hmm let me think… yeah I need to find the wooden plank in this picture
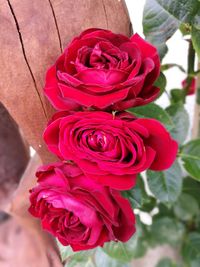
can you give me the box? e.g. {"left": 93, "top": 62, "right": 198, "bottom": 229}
{"left": 10, "top": 0, "right": 61, "bottom": 117}
{"left": 50, "top": 0, "right": 132, "bottom": 49}
{"left": 0, "top": 0, "right": 50, "bottom": 162}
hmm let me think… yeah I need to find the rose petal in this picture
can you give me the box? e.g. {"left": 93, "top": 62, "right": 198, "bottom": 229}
{"left": 137, "top": 118, "right": 178, "bottom": 170}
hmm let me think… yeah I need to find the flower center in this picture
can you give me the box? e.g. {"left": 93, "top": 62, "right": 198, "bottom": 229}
{"left": 87, "top": 130, "right": 108, "bottom": 151}
{"left": 75, "top": 41, "right": 130, "bottom": 71}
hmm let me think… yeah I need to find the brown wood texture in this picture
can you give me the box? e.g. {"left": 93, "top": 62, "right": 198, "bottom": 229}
{"left": 0, "top": 0, "right": 131, "bottom": 163}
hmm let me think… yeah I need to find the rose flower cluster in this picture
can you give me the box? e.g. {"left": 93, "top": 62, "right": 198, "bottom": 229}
{"left": 29, "top": 29, "right": 178, "bottom": 251}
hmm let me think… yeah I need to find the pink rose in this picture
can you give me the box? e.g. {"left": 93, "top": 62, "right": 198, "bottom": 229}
{"left": 43, "top": 111, "right": 178, "bottom": 190}
{"left": 29, "top": 162, "right": 135, "bottom": 251}
{"left": 44, "top": 28, "right": 160, "bottom": 111}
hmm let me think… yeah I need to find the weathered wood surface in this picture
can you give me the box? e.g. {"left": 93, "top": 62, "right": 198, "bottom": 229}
{"left": 0, "top": 0, "right": 131, "bottom": 163}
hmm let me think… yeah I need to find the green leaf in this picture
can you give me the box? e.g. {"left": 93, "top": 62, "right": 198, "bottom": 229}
{"left": 147, "top": 161, "right": 182, "bottom": 205}
{"left": 57, "top": 241, "right": 75, "bottom": 262}
{"left": 150, "top": 217, "right": 185, "bottom": 247}
{"left": 143, "top": 0, "right": 179, "bottom": 59}
{"left": 57, "top": 240, "right": 95, "bottom": 264}
{"left": 122, "top": 175, "right": 147, "bottom": 209}
{"left": 170, "top": 89, "right": 185, "bottom": 104}
{"left": 166, "top": 103, "right": 190, "bottom": 144}
{"left": 174, "top": 193, "right": 199, "bottom": 221}
{"left": 122, "top": 175, "right": 156, "bottom": 211}
{"left": 193, "top": 7, "right": 200, "bottom": 31}
{"left": 65, "top": 250, "right": 96, "bottom": 267}
{"left": 179, "top": 22, "right": 192, "bottom": 36}
{"left": 156, "top": 258, "right": 176, "bottom": 267}
{"left": 192, "top": 27, "right": 200, "bottom": 60}
{"left": 102, "top": 235, "right": 145, "bottom": 262}
{"left": 143, "top": 0, "right": 200, "bottom": 60}
{"left": 129, "top": 103, "right": 174, "bottom": 131}
{"left": 161, "top": 63, "right": 186, "bottom": 73}
{"left": 180, "top": 139, "right": 200, "bottom": 180}
{"left": 156, "top": 0, "right": 200, "bottom": 23}
{"left": 191, "top": 258, "right": 200, "bottom": 267}
{"left": 154, "top": 203, "right": 174, "bottom": 220}
{"left": 102, "top": 217, "right": 147, "bottom": 262}
{"left": 154, "top": 72, "right": 167, "bottom": 95}
{"left": 182, "top": 232, "right": 200, "bottom": 265}
{"left": 66, "top": 257, "right": 95, "bottom": 267}
{"left": 95, "top": 249, "right": 130, "bottom": 267}
{"left": 140, "top": 196, "right": 157, "bottom": 212}
{"left": 182, "top": 177, "right": 200, "bottom": 206}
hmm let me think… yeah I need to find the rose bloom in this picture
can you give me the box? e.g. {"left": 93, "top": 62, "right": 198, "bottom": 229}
{"left": 182, "top": 77, "right": 196, "bottom": 95}
{"left": 44, "top": 28, "right": 160, "bottom": 111}
{"left": 44, "top": 111, "right": 178, "bottom": 190}
{"left": 28, "top": 162, "right": 135, "bottom": 251}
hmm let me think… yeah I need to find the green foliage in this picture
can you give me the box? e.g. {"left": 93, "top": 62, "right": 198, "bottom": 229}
{"left": 155, "top": 0, "right": 199, "bottom": 23}
{"left": 102, "top": 217, "right": 147, "bottom": 262}
{"left": 174, "top": 193, "right": 199, "bottom": 221}
{"left": 143, "top": 0, "right": 200, "bottom": 60}
{"left": 122, "top": 175, "right": 156, "bottom": 211}
{"left": 191, "top": 27, "right": 200, "bottom": 60}
{"left": 170, "top": 89, "right": 185, "bottom": 105}
{"left": 143, "top": 0, "right": 179, "bottom": 59}
{"left": 180, "top": 139, "right": 200, "bottom": 180}
{"left": 101, "top": 235, "right": 146, "bottom": 262}
{"left": 65, "top": 249, "right": 131, "bottom": 267}
{"left": 147, "top": 161, "right": 182, "bottom": 205}
{"left": 156, "top": 258, "right": 178, "bottom": 267}
{"left": 154, "top": 72, "right": 167, "bottom": 95}
{"left": 95, "top": 249, "right": 130, "bottom": 267}
{"left": 149, "top": 217, "right": 185, "bottom": 247}
{"left": 193, "top": 8, "right": 200, "bottom": 31}
{"left": 182, "top": 177, "right": 200, "bottom": 206}
{"left": 129, "top": 103, "right": 174, "bottom": 131}
{"left": 161, "top": 63, "right": 186, "bottom": 73}
{"left": 122, "top": 175, "right": 147, "bottom": 209}
{"left": 154, "top": 203, "right": 174, "bottom": 220}
{"left": 66, "top": 258, "right": 95, "bottom": 267}
{"left": 57, "top": 240, "right": 95, "bottom": 265}
{"left": 182, "top": 232, "right": 200, "bottom": 266}
{"left": 57, "top": 241, "right": 75, "bottom": 262}
{"left": 166, "top": 103, "right": 190, "bottom": 144}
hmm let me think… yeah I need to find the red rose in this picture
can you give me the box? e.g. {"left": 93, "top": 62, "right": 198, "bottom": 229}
{"left": 44, "top": 28, "right": 160, "bottom": 111}
{"left": 182, "top": 77, "right": 196, "bottom": 95}
{"left": 28, "top": 162, "right": 135, "bottom": 251}
{"left": 43, "top": 111, "right": 178, "bottom": 190}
